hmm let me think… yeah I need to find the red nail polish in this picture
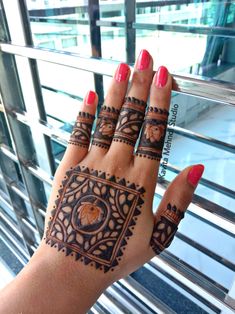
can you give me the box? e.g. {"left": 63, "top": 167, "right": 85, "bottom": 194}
{"left": 85, "top": 90, "right": 96, "bottom": 105}
{"left": 187, "top": 164, "right": 204, "bottom": 186}
{"left": 155, "top": 66, "right": 168, "bottom": 87}
{"left": 137, "top": 49, "right": 151, "bottom": 71}
{"left": 114, "top": 63, "right": 129, "bottom": 82}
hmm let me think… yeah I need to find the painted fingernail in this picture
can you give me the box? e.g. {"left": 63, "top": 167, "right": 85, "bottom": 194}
{"left": 85, "top": 90, "right": 96, "bottom": 105}
{"left": 137, "top": 49, "right": 151, "bottom": 71}
{"left": 187, "top": 164, "right": 204, "bottom": 186}
{"left": 114, "top": 63, "right": 129, "bottom": 82}
{"left": 155, "top": 66, "right": 168, "bottom": 88}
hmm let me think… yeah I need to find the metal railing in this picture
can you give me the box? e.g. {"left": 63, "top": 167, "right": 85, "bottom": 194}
{"left": 0, "top": 0, "right": 234, "bottom": 313}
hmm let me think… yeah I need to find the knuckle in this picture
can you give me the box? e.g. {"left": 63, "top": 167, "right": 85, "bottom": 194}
{"left": 132, "top": 72, "right": 150, "bottom": 86}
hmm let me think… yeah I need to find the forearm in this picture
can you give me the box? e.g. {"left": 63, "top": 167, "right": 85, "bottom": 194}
{"left": 0, "top": 244, "right": 109, "bottom": 314}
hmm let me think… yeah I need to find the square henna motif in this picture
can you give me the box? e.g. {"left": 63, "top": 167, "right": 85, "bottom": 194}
{"left": 46, "top": 166, "right": 144, "bottom": 272}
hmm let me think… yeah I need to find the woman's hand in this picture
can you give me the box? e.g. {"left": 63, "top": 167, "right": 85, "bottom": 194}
{"left": 0, "top": 49, "right": 204, "bottom": 314}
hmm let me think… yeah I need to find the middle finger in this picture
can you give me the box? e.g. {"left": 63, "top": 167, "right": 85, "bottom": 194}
{"left": 109, "top": 49, "right": 153, "bottom": 163}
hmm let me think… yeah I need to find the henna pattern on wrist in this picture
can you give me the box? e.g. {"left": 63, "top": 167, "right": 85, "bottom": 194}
{"left": 150, "top": 203, "right": 184, "bottom": 255}
{"left": 69, "top": 112, "right": 95, "bottom": 148}
{"left": 136, "top": 106, "right": 169, "bottom": 160}
{"left": 92, "top": 106, "right": 120, "bottom": 149}
{"left": 45, "top": 166, "right": 145, "bottom": 273}
{"left": 113, "top": 97, "right": 147, "bottom": 147}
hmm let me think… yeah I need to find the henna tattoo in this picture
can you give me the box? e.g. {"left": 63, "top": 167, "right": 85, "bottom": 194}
{"left": 46, "top": 166, "right": 145, "bottom": 272}
{"left": 69, "top": 112, "right": 95, "bottom": 148}
{"left": 150, "top": 203, "right": 184, "bottom": 255}
{"left": 92, "top": 106, "right": 120, "bottom": 149}
{"left": 113, "top": 97, "right": 147, "bottom": 146}
{"left": 136, "top": 106, "right": 169, "bottom": 160}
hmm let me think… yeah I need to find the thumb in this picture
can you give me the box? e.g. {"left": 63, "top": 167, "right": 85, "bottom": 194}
{"left": 150, "top": 164, "right": 204, "bottom": 255}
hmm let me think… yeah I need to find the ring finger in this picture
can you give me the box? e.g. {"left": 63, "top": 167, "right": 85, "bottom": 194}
{"left": 134, "top": 66, "right": 172, "bottom": 178}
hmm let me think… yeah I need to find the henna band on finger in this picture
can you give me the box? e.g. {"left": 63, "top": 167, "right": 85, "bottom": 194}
{"left": 150, "top": 203, "right": 184, "bottom": 255}
{"left": 113, "top": 97, "right": 147, "bottom": 146}
{"left": 92, "top": 106, "right": 120, "bottom": 149}
{"left": 69, "top": 112, "right": 95, "bottom": 148}
{"left": 136, "top": 106, "right": 169, "bottom": 160}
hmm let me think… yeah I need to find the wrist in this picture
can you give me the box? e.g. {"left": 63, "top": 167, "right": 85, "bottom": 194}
{"left": 1, "top": 242, "right": 111, "bottom": 314}
{"left": 31, "top": 242, "right": 111, "bottom": 313}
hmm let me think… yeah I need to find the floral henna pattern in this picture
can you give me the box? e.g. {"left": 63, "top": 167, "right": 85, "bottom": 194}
{"left": 144, "top": 124, "right": 166, "bottom": 143}
{"left": 113, "top": 97, "right": 147, "bottom": 146}
{"left": 136, "top": 106, "right": 169, "bottom": 160}
{"left": 69, "top": 112, "right": 95, "bottom": 148}
{"left": 92, "top": 106, "right": 120, "bottom": 149}
{"left": 45, "top": 166, "right": 145, "bottom": 273}
{"left": 150, "top": 203, "right": 184, "bottom": 255}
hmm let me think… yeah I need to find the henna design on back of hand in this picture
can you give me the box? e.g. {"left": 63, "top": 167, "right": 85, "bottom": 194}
{"left": 150, "top": 203, "right": 184, "bottom": 255}
{"left": 113, "top": 97, "right": 147, "bottom": 146}
{"left": 46, "top": 166, "right": 145, "bottom": 272}
{"left": 136, "top": 106, "right": 169, "bottom": 160}
{"left": 69, "top": 112, "right": 95, "bottom": 148}
{"left": 92, "top": 106, "right": 120, "bottom": 149}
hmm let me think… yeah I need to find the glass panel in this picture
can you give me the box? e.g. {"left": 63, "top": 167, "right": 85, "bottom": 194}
{"left": 51, "top": 139, "right": 66, "bottom": 167}
{"left": 135, "top": 1, "right": 235, "bottom": 83}
{"left": 37, "top": 60, "right": 94, "bottom": 126}
{"left": 158, "top": 96, "right": 235, "bottom": 212}
{"left": 100, "top": 26, "right": 125, "bottom": 62}
{"left": 0, "top": 0, "right": 10, "bottom": 42}
{"left": 26, "top": 0, "right": 91, "bottom": 55}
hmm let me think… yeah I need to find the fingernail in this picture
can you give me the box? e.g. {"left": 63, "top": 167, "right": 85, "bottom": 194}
{"left": 187, "top": 164, "right": 204, "bottom": 186}
{"left": 137, "top": 49, "right": 151, "bottom": 71}
{"left": 85, "top": 90, "right": 96, "bottom": 105}
{"left": 155, "top": 66, "right": 168, "bottom": 88}
{"left": 114, "top": 63, "right": 129, "bottom": 82}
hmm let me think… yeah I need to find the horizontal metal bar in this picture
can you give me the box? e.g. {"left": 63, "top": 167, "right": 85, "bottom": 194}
{"left": 37, "top": 207, "right": 46, "bottom": 218}
{"left": 96, "top": 293, "right": 124, "bottom": 314}
{"left": 143, "top": 263, "right": 219, "bottom": 314}
{"left": 11, "top": 184, "right": 30, "bottom": 203}
{"left": 162, "top": 250, "right": 228, "bottom": 294}
{"left": 134, "top": 23, "right": 235, "bottom": 38}
{"left": 156, "top": 184, "right": 235, "bottom": 236}
{"left": 0, "top": 192, "right": 14, "bottom": 214}
{"left": 0, "top": 223, "right": 29, "bottom": 261}
{"left": 0, "top": 207, "right": 22, "bottom": 239}
{"left": 27, "top": 165, "right": 53, "bottom": 186}
{"left": 42, "top": 85, "right": 83, "bottom": 102}
{"left": 162, "top": 162, "right": 235, "bottom": 202}
{"left": 0, "top": 234, "right": 27, "bottom": 266}
{"left": 0, "top": 145, "right": 18, "bottom": 163}
{"left": 29, "top": 244, "right": 37, "bottom": 252}
{"left": 1, "top": 43, "right": 235, "bottom": 106}
{"left": 30, "top": 17, "right": 89, "bottom": 25}
{"left": 169, "top": 125, "right": 235, "bottom": 154}
{"left": 21, "top": 218, "right": 39, "bottom": 235}
{"left": 96, "top": 20, "right": 235, "bottom": 38}
{"left": 118, "top": 277, "right": 176, "bottom": 314}
{"left": 0, "top": 144, "right": 53, "bottom": 186}
{"left": 136, "top": 0, "right": 210, "bottom": 8}
{"left": 147, "top": 257, "right": 235, "bottom": 313}
{"left": 13, "top": 110, "right": 69, "bottom": 147}
{"left": 105, "top": 286, "right": 151, "bottom": 314}
{"left": 176, "top": 232, "right": 235, "bottom": 272}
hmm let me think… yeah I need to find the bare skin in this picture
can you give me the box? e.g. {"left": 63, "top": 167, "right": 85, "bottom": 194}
{"left": 0, "top": 49, "right": 204, "bottom": 314}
